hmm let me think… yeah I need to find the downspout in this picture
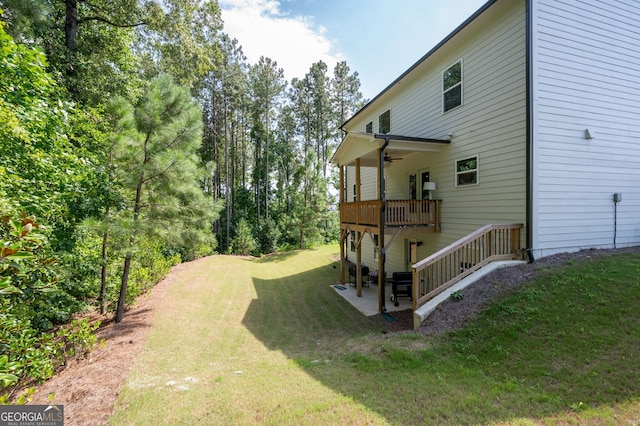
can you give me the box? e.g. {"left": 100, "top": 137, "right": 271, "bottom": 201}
{"left": 378, "top": 136, "right": 390, "bottom": 312}
{"left": 525, "top": 0, "right": 535, "bottom": 263}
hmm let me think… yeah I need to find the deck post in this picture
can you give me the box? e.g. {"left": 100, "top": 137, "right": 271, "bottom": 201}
{"left": 375, "top": 153, "right": 383, "bottom": 310}
{"left": 355, "top": 159, "right": 362, "bottom": 297}
{"left": 339, "top": 166, "right": 346, "bottom": 285}
{"left": 412, "top": 268, "right": 418, "bottom": 312}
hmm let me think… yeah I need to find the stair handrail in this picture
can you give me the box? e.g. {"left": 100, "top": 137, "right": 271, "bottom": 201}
{"left": 411, "top": 223, "right": 524, "bottom": 311}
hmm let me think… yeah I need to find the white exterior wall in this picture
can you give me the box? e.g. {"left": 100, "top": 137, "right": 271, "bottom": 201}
{"left": 531, "top": 0, "right": 640, "bottom": 257}
{"left": 345, "top": 167, "right": 378, "bottom": 202}
{"left": 343, "top": 0, "right": 527, "bottom": 272}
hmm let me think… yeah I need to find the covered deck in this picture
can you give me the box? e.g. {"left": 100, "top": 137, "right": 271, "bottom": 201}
{"left": 340, "top": 199, "right": 441, "bottom": 231}
{"left": 331, "top": 132, "right": 450, "bottom": 314}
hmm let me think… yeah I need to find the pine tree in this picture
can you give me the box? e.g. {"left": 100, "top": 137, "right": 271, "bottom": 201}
{"left": 109, "top": 75, "right": 220, "bottom": 323}
{"left": 249, "top": 57, "right": 286, "bottom": 226}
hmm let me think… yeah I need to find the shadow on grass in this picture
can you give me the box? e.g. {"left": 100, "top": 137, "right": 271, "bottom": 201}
{"left": 253, "top": 249, "right": 306, "bottom": 263}
{"left": 242, "top": 259, "right": 383, "bottom": 354}
{"left": 242, "top": 250, "right": 640, "bottom": 424}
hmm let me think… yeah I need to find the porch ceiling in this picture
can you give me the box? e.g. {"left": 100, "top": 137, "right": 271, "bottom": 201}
{"left": 331, "top": 132, "right": 450, "bottom": 167}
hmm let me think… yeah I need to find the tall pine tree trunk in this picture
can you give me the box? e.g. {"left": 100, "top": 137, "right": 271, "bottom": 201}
{"left": 224, "top": 100, "right": 230, "bottom": 252}
{"left": 256, "top": 136, "right": 261, "bottom": 229}
{"left": 64, "top": 0, "right": 78, "bottom": 53}
{"left": 98, "top": 206, "right": 109, "bottom": 315}
{"left": 115, "top": 253, "right": 132, "bottom": 323}
{"left": 115, "top": 172, "right": 144, "bottom": 323}
{"left": 265, "top": 106, "right": 269, "bottom": 222}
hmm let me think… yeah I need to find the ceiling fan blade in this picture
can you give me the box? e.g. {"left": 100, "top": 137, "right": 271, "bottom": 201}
{"left": 384, "top": 154, "right": 403, "bottom": 162}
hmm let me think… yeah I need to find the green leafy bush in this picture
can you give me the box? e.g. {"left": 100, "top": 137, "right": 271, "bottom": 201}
{"left": 258, "top": 219, "right": 280, "bottom": 254}
{"left": 231, "top": 219, "right": 256, "bottom": 256}
{"left": 1, "top": 215, "right": 100, "bottom": 394}
{"left": 126, "top": 236, "right": 180, "bottom": 304}
{"left": 55, "top": 318, "right": 100, "bottom": 360}
{"left": 0, "top": 215, "right": 58, "bottom": 388}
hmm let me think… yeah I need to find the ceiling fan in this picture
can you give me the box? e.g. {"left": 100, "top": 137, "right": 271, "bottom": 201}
{"left": 383, "top": 153, "right": 403, "bottom": 163}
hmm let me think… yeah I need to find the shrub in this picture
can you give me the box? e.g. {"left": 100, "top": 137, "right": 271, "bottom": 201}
{"left": 126, "top": 236, "right": 180, "bottom": 304}
{"left": 231, "top": 219, "right": 256, "bottom": 256}
{"left": 258, "top": 219, "right": 281, "bottom": 254}
{"left": 1, "top": 215, "right": 101, "bottom": 395}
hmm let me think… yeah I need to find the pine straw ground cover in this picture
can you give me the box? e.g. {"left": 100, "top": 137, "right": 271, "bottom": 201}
{"left": 30, "top": 245, "right": 640, "bottom": 424}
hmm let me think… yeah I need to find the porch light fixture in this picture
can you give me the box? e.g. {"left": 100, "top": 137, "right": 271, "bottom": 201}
{"left": 423, "top": 182, "right": 436, "bottom": 200}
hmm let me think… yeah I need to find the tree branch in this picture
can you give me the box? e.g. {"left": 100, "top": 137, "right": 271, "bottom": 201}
{"left": 78, "top": 16, "right": 147, "bottom": 28}
{"left": 141, "top": 159, "right": 179, "bottom": 185}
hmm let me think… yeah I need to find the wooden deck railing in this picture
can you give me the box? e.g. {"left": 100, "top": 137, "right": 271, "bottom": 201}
{"left": 412, "top": 224, "right": 524, "bottom": 311}
{"left": 340, "top": 200, "right": 441, "bottom": 228}
{"left": 340, "top": 200, "right": 382, "bottom": 226}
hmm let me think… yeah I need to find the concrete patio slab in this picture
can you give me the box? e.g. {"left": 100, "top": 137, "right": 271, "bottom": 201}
{"left": 331, "top": 282, "right": 412, "bottom": 316}
{"left": 331, "top": 260, "right": 528, "bottom": 327}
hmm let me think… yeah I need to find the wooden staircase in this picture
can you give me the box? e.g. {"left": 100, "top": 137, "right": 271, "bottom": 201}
{"left": 411, "top": 224, "right": 525, "bottom": 322}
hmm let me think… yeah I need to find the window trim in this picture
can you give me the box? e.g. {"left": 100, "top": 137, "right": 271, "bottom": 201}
{"left": 378, "top": 109, "right": 391, "bottom": 134}
{"left": 365, "top": 121, "right": 373, "bottom": 133}
{"left": 455, "top": 155, "right": 479, "bottom": 187}
{"left": 442, "top": 59, "right": 463, "bottom": 113}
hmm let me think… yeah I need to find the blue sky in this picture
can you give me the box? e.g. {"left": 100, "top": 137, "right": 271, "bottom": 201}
{"left": 219, "top": 0, "right": 487, "bottom": 100}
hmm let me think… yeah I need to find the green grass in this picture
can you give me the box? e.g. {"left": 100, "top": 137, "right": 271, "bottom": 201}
{"left": 110, "top": 245, "right": 640, "bottom": 425}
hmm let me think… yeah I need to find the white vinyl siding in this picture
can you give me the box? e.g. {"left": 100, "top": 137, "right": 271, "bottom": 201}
{"left": 345, "top": 167, "right": 378, "bottom": 201}
{"left": 531, "top": 0, "right": 640, "bottom": 257}
{"left": 395, "top": 1, "right": 526, "bottom": 250}
{"left": 341, "top": 0, "right": 527, "bottom": 271}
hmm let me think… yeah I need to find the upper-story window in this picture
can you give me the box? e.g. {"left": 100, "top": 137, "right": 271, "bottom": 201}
{"left": 365, "top": 121, "right": 373, "bottom": 133}
{"left": 378, "top": 109, "right": 390, "bottom": 134}
{"left": 443, "top": 59, "right": 463, "bottom": 113}
{"left": 455, "top": 156, "right": 478, "bottom": 186}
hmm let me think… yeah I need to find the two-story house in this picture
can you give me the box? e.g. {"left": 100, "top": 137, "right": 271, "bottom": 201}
{"left": 330, "top": 0, "right": 640, "bottom": 319}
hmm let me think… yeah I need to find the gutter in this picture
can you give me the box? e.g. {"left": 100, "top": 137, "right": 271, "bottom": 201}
{"left": 525, "top": 0, "right": 535, "bottom": 262}
{"left": 376, "top": 135, "right": 390, "bottom": 312}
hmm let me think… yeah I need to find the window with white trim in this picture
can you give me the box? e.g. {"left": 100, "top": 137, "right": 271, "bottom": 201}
{"left": 455, "top": 156, "right": 478, "bottom": 186}
{"left": 378, "top": 109, "right": 390, "bottom": 134}
{"left": 443, "top": 60, "right": 462, "bottom": 112}
{"left": 365, "top": 121, "right": 373, "bottom": 133}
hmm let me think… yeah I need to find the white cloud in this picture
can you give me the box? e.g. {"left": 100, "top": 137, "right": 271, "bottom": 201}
{"left": 219, "top": 0, "right": 344, "bottom": 82}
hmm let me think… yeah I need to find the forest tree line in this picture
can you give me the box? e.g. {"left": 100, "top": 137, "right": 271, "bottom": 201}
{"left": 0, "top": 0, "right": 363, "bottom": 394}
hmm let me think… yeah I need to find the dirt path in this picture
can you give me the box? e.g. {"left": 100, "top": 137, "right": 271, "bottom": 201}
{"left": 27, "top": 263, "right": 190, "bottom": 426}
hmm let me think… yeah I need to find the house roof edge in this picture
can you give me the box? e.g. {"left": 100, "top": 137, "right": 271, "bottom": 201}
{"left": 340, "top": 0, "right": 500, "bottom": 131}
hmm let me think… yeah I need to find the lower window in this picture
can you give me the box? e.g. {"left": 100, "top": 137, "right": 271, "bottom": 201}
{"left": 455, "top": 156, "right": 478, "bottom": 186}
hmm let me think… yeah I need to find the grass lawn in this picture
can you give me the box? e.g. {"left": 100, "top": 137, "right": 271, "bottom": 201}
{"left": 110, "top": 244, "right": 640, "bottom": 425}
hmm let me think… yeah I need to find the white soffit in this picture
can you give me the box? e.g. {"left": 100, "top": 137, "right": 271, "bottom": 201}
{"left": 332, "top": 132, "right": 450, "bottom": 167}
